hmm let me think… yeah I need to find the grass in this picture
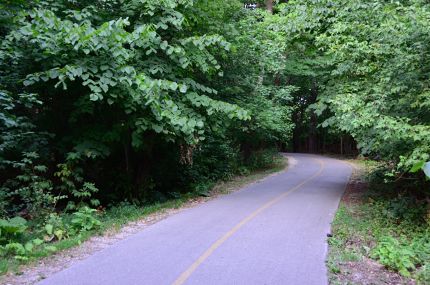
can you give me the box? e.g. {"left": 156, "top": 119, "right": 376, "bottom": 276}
{"left": 0, "top": 154, "right": 287, "bottom": 278}
{"left": 327, "top": 160, "right": 430, "bottom": 285}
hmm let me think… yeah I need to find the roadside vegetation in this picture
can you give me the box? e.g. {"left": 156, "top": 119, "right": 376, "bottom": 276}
{"left": 0, "top": 153, "right": 286, "bottom": 276}
{"left": 1, "top": 0, "right": 430, "bottom": 281}
{"left": 328, "top": 160, "right": 430, "bottom": 284}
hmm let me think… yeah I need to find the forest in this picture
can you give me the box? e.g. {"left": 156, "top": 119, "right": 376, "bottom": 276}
{"left": 1, "top": 0, "right": 429, "bottom": 282}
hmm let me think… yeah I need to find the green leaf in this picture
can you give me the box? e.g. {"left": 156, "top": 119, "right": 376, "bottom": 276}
{"left": 24, "top": 242, "right": 34, "bottom": 252}
{"left": 179, "top": 84, "right": 187, "bottom": 93}
{"left": 54, "top": 230, "right": 64, "bottom": 240}
{"left": 32, "top": 238, "right": 44, "bottom": 246}
{"left": 153, "top": 125, "right": 163, "bottom": 133}
{"left": 410, "top": 161, "right": 425, "bottom": 173}
{"left": 170, "top": 82, "right": 178, "bottom": 91}
{"left": 45, "top": 224, "right": 53, "bottom": 235}
{"left": 89, "top": 94, "right": 99, "bottom": 101}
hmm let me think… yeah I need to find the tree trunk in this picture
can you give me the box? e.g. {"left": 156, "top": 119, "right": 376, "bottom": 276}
{"left": 340, "top": 136, "right": 344, "bottom": 155}
{"left": 133, "top": 132, "right": 156, "bottom": 199}
{"left": 308, "top": 79, "right": 318, "bottom": 153}
{"left": 266, "top": 0, "right": 273, "bottom": 14}
{"left": 123, "top": 128, "right": 132, "bottom": 174}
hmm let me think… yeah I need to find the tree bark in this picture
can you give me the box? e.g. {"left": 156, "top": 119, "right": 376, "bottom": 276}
{"left": 265, "top": 0, "right": 273, "bottom": 14}
{"left": 308, "top": 79, "right": 318, "bottom": 153}
{"left": 133, "top": 132, "right": 156, "bottom": 199}
{"left": 340, "top": 136, "right": 344, "bottom": 155}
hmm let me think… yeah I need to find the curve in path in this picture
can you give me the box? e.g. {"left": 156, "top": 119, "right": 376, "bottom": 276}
{"left": 38, "top": 154, "right": 352, "bottom": 285}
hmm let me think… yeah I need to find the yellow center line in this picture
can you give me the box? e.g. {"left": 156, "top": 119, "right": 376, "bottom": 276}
{"left": 172, "top": 158, "right": 325, "bottom": 285}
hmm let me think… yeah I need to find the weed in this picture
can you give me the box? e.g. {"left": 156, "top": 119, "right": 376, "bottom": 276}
{"left": 328, "top": 161, "right": 430, "bottom": 283}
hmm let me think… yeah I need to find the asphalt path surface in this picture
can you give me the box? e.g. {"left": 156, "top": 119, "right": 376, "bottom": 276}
{"left": 38, "top": 153, "right": 352, "bottom": 285}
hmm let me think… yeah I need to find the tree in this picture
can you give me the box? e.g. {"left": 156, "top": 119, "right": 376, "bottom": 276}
{"left": 0, "top": 0, "right": 251, "bottom": 204}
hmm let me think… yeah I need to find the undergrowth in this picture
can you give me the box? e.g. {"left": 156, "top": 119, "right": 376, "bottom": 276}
{"left": 0, "top": 153, "right": 286, "bottom": 277}
{"left": 328, "top": 160, "right": 430, "bottom": 284}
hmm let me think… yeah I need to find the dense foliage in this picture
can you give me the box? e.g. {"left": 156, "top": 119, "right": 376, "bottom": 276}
{"left": 312, "top": 0, "right": 430, "bottom": 172}
{"left": 252, "top": 0, "right": 430, "bottom": 175}
{"left": 0, "top": 0, "right": 294, "bottom": 266}
{"left": 0, "top": 0, "right": 291, "bottom": 213}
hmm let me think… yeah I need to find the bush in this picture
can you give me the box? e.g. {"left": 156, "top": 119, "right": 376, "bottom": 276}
{"left": 245, "top": 148, "right": 279, "bottom": 170}
{"left": 372, "top": 236, "right": 416, "bottom": 276}
{"left": 0, "top": 216, "right": 46, "bottom": 261}
{"left": 0, "top": 217, "right": 27, "bottom": 242}
{"left": 188, "top": 134, "right": 241, "bottom": 182}
{"left": 0, "top": 153, "right": 56, "bottom": 218}
{"left": 70, "top": 207, "right": 101, "bottom": 233}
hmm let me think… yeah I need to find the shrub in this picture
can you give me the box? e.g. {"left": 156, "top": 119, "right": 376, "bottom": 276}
{"left": 0, "top": 216, "right": 27, "bottom": 243}
{"left": 71, "top": 207, "right": 101, "bottom": 233}
{"left": 372, "top": 236, "right": 416, "bottom": 276}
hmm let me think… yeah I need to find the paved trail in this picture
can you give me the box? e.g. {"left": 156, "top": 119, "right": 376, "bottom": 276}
{"left": 38, "top": 154, "right": 352, "bottom": 285}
